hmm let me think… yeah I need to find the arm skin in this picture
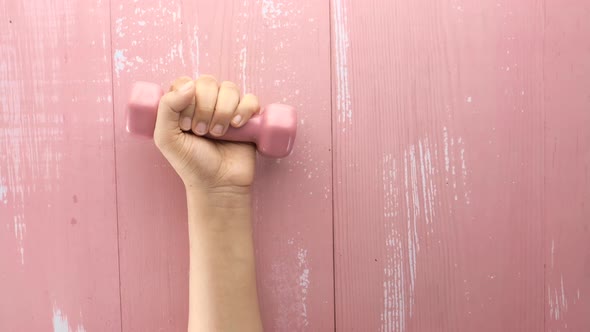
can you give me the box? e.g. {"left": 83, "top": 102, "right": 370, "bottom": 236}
{"left": 152, "top": 76, "right": 263, "bottom": 331}
{"left": 186, "top": 189, "right": 263, "bottom": 332}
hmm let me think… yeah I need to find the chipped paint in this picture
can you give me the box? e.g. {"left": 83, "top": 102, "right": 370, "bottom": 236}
{"left": 270, "top": 239, "right": 312, "bottom": 329}
{"left": 190, "top": 26, "right": 200, "bottom": 77}
{"left": 405, "top": 146, "right": 419, "bottom": 316}
{"left": 240, "top": 47, "right": 248, "bottom": 92}
{"left": 443, "top": 127, "right": 470, "bottom": 206}
{"left": 262, "top": 0, "right": 283, "bottom": 20}
{"left": 382, "top": 154, "right": 406, "bottom": 331}
{"left": 0, "top": 184, "right": 7, "bottom": 203}
{"left": 551, "top": 239, "right": 555, "bottom": 268}
{"left": 297, "top": 248, "right": 310, "bottom": 326}
{"left": 52, "top": 305, "right": 86, "bottom": 332}
{"left": 333, "top": 0, "right": 351, "bottom": 124}
{"left": 381, "top": 131, "right": 467, "bottom": 329}
{"left": 1, "top": 16, "right": 66, "bottom": 268}
{"left": 113, "top": 49, "right": 129, "bottom": 77}
{"left": 548, "top": 274, "right": 570, "bottom": 327}
{"left": 14, "top": 214, "right": 26, "bottom": 264}
{"left": 443, "top": 126, "right": 450, "bottom": 172}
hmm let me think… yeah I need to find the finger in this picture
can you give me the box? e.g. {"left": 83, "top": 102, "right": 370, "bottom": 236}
{"left": 169, "top": 76, "right": 196, "bottom": 131}
{"left": 231, "top": 93, "right": 260, "bottom": 128}
{"left": 193, "top": 75, "right": 219, "bottom": 135}
{"left": 154, "top": 80, "right": 195, "bottom": 145}
{"left": 209, "top": 81, "right": 240, "bottom": 136}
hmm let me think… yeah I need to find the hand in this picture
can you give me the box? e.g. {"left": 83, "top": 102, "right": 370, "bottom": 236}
{"left": 153, "top": 75, "right": 260, "bottom": 194}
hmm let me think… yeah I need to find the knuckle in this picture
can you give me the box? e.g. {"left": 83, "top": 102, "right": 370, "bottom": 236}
{"left": 169, "top": 76, "right": 193, "bottom": 91}
{"left": 158, "top": 98, "right": 170, "bottom": 111}
{"left": 197, "top": 74, "right": 218, "bottom": 85}
{"left": 197, "top": 105, "right": 215, "bottom": 115}
{"left": 244, "top": 93, "right": 259, "bottom": 103}
{"left": 243, "top": 94, "right": 260, "bottom": 111}
{"left": 220, "top": 81, "right": 239, "bottom": 91}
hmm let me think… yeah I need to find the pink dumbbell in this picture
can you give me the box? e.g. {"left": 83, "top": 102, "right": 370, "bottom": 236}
{"left": 126, "top": 81, "right": 297, "bottom": 158}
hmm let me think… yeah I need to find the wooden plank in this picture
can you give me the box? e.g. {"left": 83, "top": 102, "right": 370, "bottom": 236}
{"left": 111, "top": 1, "right": 333, "bottom": 330}
{"left": 544, "top": 2, "right": 590, "bottom": 331}
{"left": 332, "top": 0, "right": 545, "bottom": 330}
{"left": 0, "top": 0, "right": 121, "bottom": 331}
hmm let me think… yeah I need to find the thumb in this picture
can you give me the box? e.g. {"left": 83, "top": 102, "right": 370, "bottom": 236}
{"left": 154, "top": 80, "right": 195, "bottom": 138}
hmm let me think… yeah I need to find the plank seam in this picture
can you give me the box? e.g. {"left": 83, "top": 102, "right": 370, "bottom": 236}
{"left": 328, "top": 0, "right": 337, "bottom": 331}
{"left": 106, "top": 0, "right": 125, "bottom": 330}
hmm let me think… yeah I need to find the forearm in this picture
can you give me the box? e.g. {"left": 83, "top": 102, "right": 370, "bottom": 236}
{"left": 186, "top": 189, "right": 262, "bottom": 332}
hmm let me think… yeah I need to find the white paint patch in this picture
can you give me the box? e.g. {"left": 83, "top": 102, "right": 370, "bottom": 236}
{"left": 2, "top": 45, "right": 65, "bottom": 266}
{"left": 113, "top": 49, "right": 130, "bottom": 78}
{"left": 115, "top": 17, "right": 125, "bottom": 37}
{"left": 382, "top": 154, "right": 406, "bottom": 331}
{"left": 262, "top": 0, "right": 284, "bottom": 20}
{"left": 548, "top": 274, "right": 569, "bottom": 325}
{"left": 406, "top": 146, "right": 419, "bottom": 315}
{"left": 418, "top": 140, "right": 436, "bottom": 224}
{"left": 442, "top": 127, "right": 471, "bottom": 206}
{"left": 443, "top": 126, "right": 450, "bottom": 172}
{"left": 381, "top": 135, "right": 450, "bottom": 330}
{"left": 52, "top": 305, "right": 86, "bottom": 332}
{"left": 14, "top": 214, "right": 26, "bottom": 264}
{"left": 333, "top": 0, "right": 352, "bottom": 124}
{"left": 269, "top": 242, "right": 312, "bottom": 329}
{"left": 261, "top": 0, "right": 299, "bottom": 29}
{"left": 177, "top": 40, "right": 185, "bottom": 66}
{"left": 297, "top": 248, "right": 310, "bottom": 326}
{"left": 240, "top": 47, "right": 247, "bottom": 92}
{"left": 52, "top": 308, "right": 69, "bottom": 332}
{"left": 551, "top": 239, "right": 555, "bottom": 268}
{"left": 190, "top": 26, "right": 200, "bottom": 77}
{"left": 0, "top": 184, "right": 7, "bottom": 203}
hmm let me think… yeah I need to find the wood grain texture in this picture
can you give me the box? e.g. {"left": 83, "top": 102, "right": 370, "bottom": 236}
{"left": 332, "top": 0, "right": 545, "bottom": 330}
{"left": 0, "top": 0, "right": 121, "bottom": 331}
{"left": 111, "top": 0, "right": 333, "bottom": 330}
{"left": 2, "top": 0, "right": 589, "bottom": 330}
{"left": 544, "top": 2, "right": 590, "bottom": 331}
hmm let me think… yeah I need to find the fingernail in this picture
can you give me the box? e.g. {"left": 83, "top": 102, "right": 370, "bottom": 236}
{"left": 211, "top": 124, "right": 224, "bottom": 136}
{"left": 195, "top": 122, "right": 207, "bottom": 135}
{"left": 232, "top": 115, "right": 243, "bottom": 126}
{"left": 180, "top": 117, "right": 192, "bottom": 131}
{"left": 180, "top": 81, "right": 194, "bottom": 93}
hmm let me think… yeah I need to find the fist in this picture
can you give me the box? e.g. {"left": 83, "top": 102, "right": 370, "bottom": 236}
{"left": 154, "top": 75, "right": 260, "bottom": 192}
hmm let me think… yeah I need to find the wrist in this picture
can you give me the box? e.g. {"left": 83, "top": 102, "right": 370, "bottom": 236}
{"left": 185, "top": 186, "right": 252, "bottom": 233}
{"left": 186, "top": 184, "right": 251, "bottom": 209}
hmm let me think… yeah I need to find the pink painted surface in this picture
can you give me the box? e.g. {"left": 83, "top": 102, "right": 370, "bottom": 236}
{"left": 0, "top": 0, "right": 121, "bottom": 331}
{"left": 1, "top": 0, "right": 589, "bottom": 331}
{"left": 111, "top": 1, "right": 332, "bottom": 331}
{"left": 544, "top": 2, "right": 590, "bottom": 330}
{"left": 332, "top": 0, "right": 587, "bottom": 331}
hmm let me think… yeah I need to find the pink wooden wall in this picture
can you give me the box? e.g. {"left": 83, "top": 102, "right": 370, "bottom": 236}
{"left": 1, "top": 0, "right": 588, "bottom": 331}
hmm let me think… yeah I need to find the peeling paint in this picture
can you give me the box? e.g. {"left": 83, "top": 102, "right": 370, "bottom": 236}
{"left": 333, "top": 0, "right": 351, "bottom": 124}
{"left": 0, "top": 184, "right": 7, "bottom": 203}
{"left": 113, "top": 49, "right": 129, "bottom": 77}
{"left": 271, "top": 240, "right": 312, "bottom": 329}
{"left": 14, "top": 214, "right": 26, "bottom": 264}
{"left": 297, "top": 248, "right": 310, "bottom": 326}
{"left": 52, "top": 305, "right": 86, "bottom": 332}
{"left": 240, "top": 47, "right": 248, "bottom": 92}
{"left": 190, "top": 26, "right": 200, "bottom": 77}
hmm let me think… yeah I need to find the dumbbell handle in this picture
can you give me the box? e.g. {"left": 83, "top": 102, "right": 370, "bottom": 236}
{"left": 126, "top": 81, "right": 297, "bottom": 158}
